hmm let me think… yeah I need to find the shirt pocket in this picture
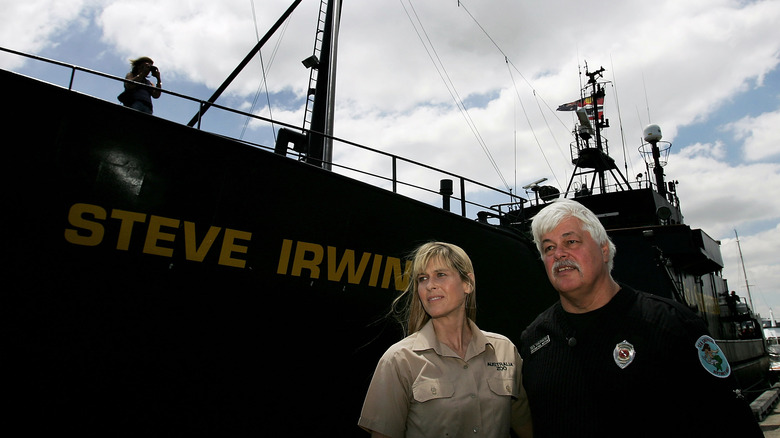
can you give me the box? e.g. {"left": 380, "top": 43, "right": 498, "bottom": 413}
{"left": 487, "top": 377, "right": 517, "bottom": 398}
{"left": 412, "top": 377, "right": 455, "bottom": 403}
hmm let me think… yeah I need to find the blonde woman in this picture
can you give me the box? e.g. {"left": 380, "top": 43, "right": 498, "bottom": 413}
{"left": 358, "top": 242, "right": 532, "bottom": 438}
{"left": 123, "top": 56, "right": 161, "bottom": 114}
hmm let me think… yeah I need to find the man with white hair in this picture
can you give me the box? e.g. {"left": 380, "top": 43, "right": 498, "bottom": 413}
{"left": 519, "top": 198, "right": 761, "bottom": 437}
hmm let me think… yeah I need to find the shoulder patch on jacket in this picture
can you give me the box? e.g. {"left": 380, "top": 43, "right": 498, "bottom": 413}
{"left": 696, "top": 335, "right": 731, "bottom": 378}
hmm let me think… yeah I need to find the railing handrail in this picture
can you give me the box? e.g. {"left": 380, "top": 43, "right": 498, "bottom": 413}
{"left": 1, "top": 46, "right": 527, "bottom": 219}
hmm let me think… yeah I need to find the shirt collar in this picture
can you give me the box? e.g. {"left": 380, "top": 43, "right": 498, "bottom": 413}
{"left": 413, "top": 319, "right": 491, "bottom": 361}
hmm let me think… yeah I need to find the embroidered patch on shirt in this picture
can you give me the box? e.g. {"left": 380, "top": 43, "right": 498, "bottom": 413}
{"left": 695, "top": 335, "right": 731, "bottom": 378}
{"left": 487, "top": 361, "right": 513, "bottom": 371}
{"left": 529, "top": 335, "right": 550, "bottom": 354}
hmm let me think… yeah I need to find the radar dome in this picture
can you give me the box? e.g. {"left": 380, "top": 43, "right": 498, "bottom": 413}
{"left": 643, "top": 124, "right": 662, "bottom": 142}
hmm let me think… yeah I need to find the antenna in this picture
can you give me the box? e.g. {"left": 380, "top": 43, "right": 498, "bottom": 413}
{"left": 735, "top": 229, "right": 755, "bottom": 313}
{"left": 642, "top": 71, "right": 651, "bottom": 123}
{"left": 522, "top": 178, "right": 547, "bottom": 190}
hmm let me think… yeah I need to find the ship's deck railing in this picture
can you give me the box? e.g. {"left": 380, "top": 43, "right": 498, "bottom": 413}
{"left": 1, "top": 46, "right": 526, "bottom": 222}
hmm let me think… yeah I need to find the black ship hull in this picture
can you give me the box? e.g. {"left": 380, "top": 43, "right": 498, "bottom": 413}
{"left": 5, "top": 69, "right": 556, "bottom": 435}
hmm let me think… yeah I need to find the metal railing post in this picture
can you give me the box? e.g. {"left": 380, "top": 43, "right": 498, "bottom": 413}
{"left": 460, "top": 178, "right": 467, "bottom": 216}
{"left": 392, "top": 156, "right": 397, "bottom": 193}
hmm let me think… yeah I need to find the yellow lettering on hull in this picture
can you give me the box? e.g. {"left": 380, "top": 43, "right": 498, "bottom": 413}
{"left": 64, "top": 202, "right": 252, "bottom": 268}
{"left": 64, "top": 203, "right": 409, "bottom": 290}
{"left": 277, "top": 239, "right": 410, "bottom": 291}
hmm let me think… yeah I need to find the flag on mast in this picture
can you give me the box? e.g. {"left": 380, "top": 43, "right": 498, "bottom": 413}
{"left": 557, "top": 95, "right": 603, "bottom": 120}
{"left": 556, "top": 99, "right": 582, "bottom": 111}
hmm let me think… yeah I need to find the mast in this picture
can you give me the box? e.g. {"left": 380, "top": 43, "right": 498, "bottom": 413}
{"left": 640, "top": 124, "right": 675, "bottom": 204}
{"left": 735, "top": 229, "right": 755, "bottom": 313}
{"left": 563, "top": 65, "right": 633, "bottom": 196}
{"left": 587, "top": 67, "right": 608, "bottom": 191}
{"left": 305, "top": 0, "right": 341, "bottom": 170}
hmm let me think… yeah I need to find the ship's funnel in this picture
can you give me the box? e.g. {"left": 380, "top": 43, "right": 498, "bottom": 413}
{"left": 643, "top": 124, "right": 662, "bottom": 143}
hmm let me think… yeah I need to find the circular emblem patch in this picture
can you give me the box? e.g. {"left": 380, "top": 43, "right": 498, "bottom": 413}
{"left": 695, "top": 335, "right": 731, "bottom": 378}
{"left": 613, "top": 340, "right": 635, "bottom": 369}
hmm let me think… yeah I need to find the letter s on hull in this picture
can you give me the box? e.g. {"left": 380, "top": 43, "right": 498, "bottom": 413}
{"left": 64, "top": 203, "right": 106, "bottom": 246}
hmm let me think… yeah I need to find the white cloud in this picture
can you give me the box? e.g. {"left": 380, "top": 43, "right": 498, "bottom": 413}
{"left": 667, "top": 141, "right": 780, "bottom": 234}
{"left": 0, "top": 0, "right": 94, "bottom": 68}
{"left": 725, "top": 109, "right": 780, "bottom": 162}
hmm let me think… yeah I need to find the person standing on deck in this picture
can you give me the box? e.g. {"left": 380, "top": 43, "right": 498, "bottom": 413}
{"left": 123, "top": 56, "right": 161, "bottom": 114}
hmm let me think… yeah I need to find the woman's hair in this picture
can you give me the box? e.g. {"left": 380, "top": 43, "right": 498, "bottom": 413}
{"left": 391, "top": 242, "right": 476, "bottom": 335}
{"left": 130, "top": 56, "right": 154, "bottom": 73}
{"left": 530, "top": 198, "right": 616, "bottom": 271}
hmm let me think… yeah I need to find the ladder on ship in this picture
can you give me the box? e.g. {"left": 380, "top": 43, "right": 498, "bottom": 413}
{"left": 274, "top": 0, "right": 338, "bottom": 168}
{"left": 302, "top": 0, "right": 329, "bottom": 133}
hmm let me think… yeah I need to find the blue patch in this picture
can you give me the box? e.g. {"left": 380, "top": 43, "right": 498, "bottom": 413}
{"left": 696, "top": 335, "right": 731, "bottom": 378}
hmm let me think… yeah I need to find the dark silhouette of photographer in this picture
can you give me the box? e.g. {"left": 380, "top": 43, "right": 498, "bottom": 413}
{"left": 119, "top": 56, "right": 161, "bottom": 114}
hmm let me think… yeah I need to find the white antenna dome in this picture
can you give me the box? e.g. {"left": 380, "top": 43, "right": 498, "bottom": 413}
{"left": 643, "top": 124, "right": 662, "bottom": 142}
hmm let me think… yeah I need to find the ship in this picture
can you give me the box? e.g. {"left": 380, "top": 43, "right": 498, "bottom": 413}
{"left": 515, "top": 65, "right": 770, "bottom": 393}
{"left": 4, "top": 0, "right": 769, "bottom": 435}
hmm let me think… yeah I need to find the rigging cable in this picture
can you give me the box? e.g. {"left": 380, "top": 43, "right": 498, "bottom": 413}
{"left": 241, "top": 0, "right": 287, "bottom": 142}
{"left": 642, "top": 70, "right": 652, "bottom": 123}
{"left": 609, "top": 57, "right": 637, "bottom": 187}
{"left": 400, "top": 0, "right": 510, "bottom": 192}
{"left": 504, "top": 58, "right": 562, "bottom": 189}
{"left": 457, "top": 0, "right": 571, "bottom": 191}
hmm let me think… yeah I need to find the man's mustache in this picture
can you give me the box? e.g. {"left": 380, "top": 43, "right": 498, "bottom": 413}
{"left": 552, "top": 259, "right": 580, "bottom": 274}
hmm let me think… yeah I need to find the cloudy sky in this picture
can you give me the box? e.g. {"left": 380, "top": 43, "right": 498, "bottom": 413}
{"left": 2, "top": 0, "right": 779, "bottom": 318}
